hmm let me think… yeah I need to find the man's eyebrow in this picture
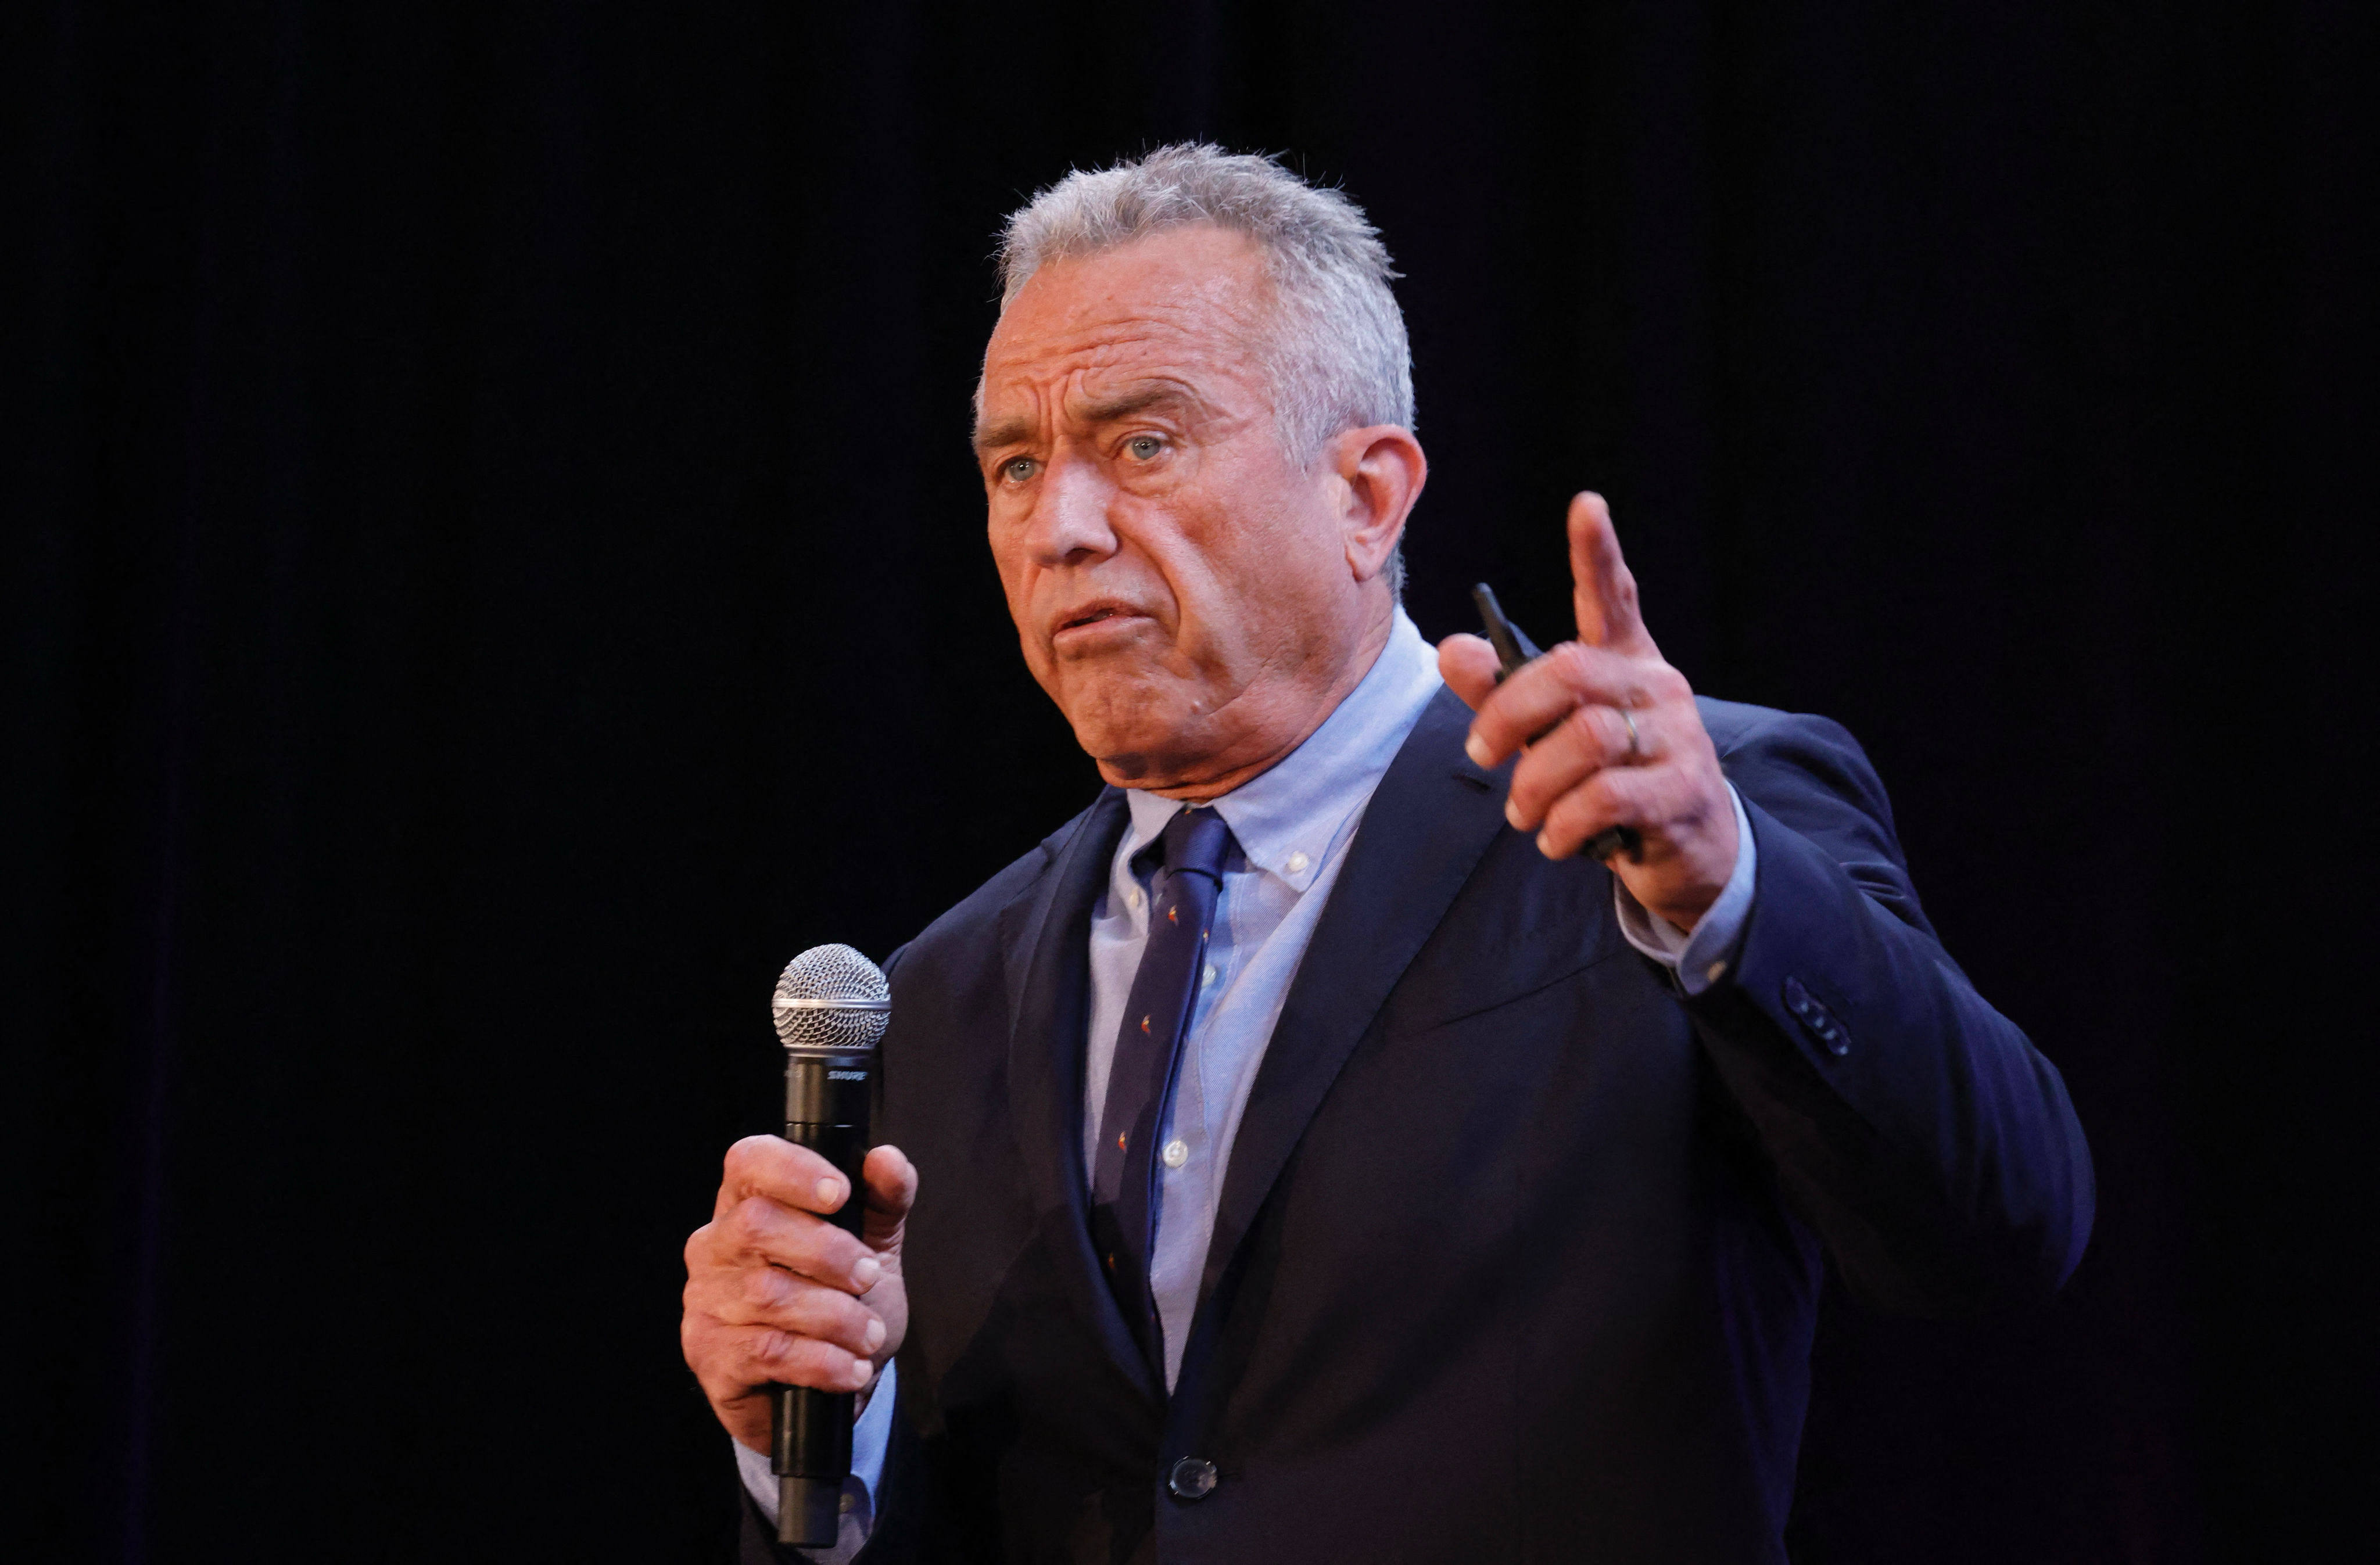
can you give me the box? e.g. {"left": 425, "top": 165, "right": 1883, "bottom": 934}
{"left": 1075, "top": 383, "right": 1203, "bottom": 426}
{"left": 971, "top": 382, "right": 1207, "bottom": 456}
{"left": 972, "top": 415, "right": 1035, "bottom": 455}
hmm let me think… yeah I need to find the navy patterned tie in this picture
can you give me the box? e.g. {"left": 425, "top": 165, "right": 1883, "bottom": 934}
{"left": 1091, "top": 805, "right": 1235, "bottom": 1368}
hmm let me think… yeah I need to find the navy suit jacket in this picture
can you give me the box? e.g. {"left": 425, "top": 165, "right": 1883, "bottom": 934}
{"left": 743, "top": 690, "right": 2094, "bottom": 1564}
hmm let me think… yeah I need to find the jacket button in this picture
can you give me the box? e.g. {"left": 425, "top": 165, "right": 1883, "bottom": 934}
{"left": 1782, "top": 975, "right": 1853, "bottom": 1056}
{"left": 1168, "top": 1457, "right": 1218, "bottom": 1500}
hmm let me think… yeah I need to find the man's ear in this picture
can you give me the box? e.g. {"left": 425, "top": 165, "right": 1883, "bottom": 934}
{"left": 1330, "top": 425, "right": 1428, "bottom": 583}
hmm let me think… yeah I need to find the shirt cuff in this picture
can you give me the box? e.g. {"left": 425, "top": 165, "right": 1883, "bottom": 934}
{"left": 734, "top": 1360, "right": 898, "bottom": 1561}
{"left": 1612, "top": 783, "right": 1757, "bottom": 995}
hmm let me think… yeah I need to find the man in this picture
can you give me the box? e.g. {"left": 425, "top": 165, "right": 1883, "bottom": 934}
{"left": 682, "top": 145, "right": 2093, "bottom": 1563}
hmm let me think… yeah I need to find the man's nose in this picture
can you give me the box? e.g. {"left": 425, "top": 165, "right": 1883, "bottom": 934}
{"left": 1020, "top": 455, "right": 1119, "bottom": 565}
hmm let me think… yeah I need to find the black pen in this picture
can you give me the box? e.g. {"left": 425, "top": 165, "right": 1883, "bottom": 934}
{"left": 1471, "top": 583, "right": 1641, "bottom": 864}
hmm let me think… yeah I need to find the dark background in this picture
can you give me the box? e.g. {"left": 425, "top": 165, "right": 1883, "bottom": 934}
{"left": 8, "top": 1, "right": 2373, "bottom": 1559}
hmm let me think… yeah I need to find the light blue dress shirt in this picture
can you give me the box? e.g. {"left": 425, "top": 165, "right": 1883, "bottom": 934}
{"left": 740, "top": 606, "right": 1760, "bottom": 1547}
{"left": 1083, "top": 609, "right": 1446, "bottom": 1388}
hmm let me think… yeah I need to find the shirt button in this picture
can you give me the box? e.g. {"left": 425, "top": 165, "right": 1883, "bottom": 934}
{"left": 1285, "top": 850, "right": 1310, "bottom": 875}
{"left": 1162, "top": 1138, "right": 1189, "bottom": 1169}
{"left": 1169, "top": 1456, "right": 1218, "bottom": 1500}
{"left": 1203, "top": 963, "right": 1218, "bottom": 985}
{"left": 1704, "top": 959, "right": 1729, "bottom": 984}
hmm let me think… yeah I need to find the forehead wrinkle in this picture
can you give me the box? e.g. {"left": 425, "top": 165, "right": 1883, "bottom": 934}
{"left": 992, "top": 317, "right": 1207, "bottom": 382}
{"left": 976, "top": 325, "right": 1259, "bottom": 451}
{"left": 976, "top": 242, "right": 1283, "bottom": 450}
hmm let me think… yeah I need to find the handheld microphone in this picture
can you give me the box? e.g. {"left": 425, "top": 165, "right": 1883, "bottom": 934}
{"left": 768, "top": 943, "right": 891, "bottom": 1548}
{"left": 1472, "top": 582, "right": 1641, "bottom": 864}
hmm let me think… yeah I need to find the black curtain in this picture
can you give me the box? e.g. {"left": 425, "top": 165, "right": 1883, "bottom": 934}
{"left": 8, "top": 3, "right": 2372, "bottom": 1560}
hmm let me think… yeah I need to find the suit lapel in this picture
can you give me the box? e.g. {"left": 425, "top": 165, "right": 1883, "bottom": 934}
{"left": 997, "top": 788, "right": 1160, "bottom": 1394}
{"left": 1000, "top": 788, "right": 1126, "bottom": 1222}
{"left": 994, "top": 690, "right": 1513, "bottom": 1409}
{"left": 1193, "top": 686, "right": 1509, "bottom": 1312}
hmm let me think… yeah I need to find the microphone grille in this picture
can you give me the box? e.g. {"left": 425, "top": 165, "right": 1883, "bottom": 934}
{"left": 772, "top": 943, "right": 891, "bottom": 1052}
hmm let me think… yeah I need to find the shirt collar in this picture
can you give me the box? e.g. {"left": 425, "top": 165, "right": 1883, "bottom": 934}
{"left": 1120, "top": 608, "right": 1444, "bottom": 892}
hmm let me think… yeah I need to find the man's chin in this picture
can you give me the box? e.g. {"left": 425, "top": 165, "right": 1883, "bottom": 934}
{"left": 1063, "top": 705, "right": 1206, "bottom": 789}
{"left": 1076, "top": 730, "right": 1199, "bottom": 788}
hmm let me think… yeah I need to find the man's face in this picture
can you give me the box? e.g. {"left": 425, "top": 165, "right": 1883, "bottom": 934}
{"left": 975, "top": 225, "right": 1378, "bottom": 792}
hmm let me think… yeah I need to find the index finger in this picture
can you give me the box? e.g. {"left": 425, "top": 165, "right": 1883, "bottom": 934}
{"left": 1569, "top": 493, "right": 1657, "bottom": 658}
{"left": 715, "top": 1135, "right": 855, "bottom": 1223}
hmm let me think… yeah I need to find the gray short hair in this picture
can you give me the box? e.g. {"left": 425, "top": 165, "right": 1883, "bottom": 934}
{"left": 992, "top": 145, "right": 1417, "bottom": 592}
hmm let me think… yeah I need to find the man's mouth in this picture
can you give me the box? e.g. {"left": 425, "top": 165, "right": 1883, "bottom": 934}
{"left": 1054, "top": 603, "right": 1145, "bottom": 638}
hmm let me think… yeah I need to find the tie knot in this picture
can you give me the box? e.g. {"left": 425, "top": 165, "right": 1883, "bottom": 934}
{"left": 1157, "top": 806, "right": 1235, "bottom": 884}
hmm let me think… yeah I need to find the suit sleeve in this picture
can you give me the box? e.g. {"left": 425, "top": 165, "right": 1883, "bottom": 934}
{"left": 1687, "top": 709, "right": 2095, "bottom": 1315}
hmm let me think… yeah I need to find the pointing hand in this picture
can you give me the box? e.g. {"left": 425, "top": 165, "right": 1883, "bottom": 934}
{"left": 1438, "top": 493, "right": 1739, "bottom": 932}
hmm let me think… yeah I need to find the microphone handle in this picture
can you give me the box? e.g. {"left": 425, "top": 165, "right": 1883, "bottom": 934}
{"left": 773, "top": 1050, "right": 876, "bottom": 1548}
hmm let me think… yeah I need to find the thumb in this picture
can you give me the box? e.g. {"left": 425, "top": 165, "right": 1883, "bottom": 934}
{"left": 1438, "top": 633, "right": 1501, "bottom": 712}
{"left": 861, "top": 1144, "right": 917, "bottom": 1251}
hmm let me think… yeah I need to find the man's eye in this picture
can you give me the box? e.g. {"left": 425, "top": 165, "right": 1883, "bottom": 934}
{"left": 1124, "top": 435, "right": 1163, "bottom": 461}
{"left": 1001, "top": 457, "right": 1038, "bottom": 483}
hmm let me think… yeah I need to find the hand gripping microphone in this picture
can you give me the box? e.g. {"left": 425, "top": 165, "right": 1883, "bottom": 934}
{"left": 768, "top": 943, "right": 891, "bottom": 1548}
